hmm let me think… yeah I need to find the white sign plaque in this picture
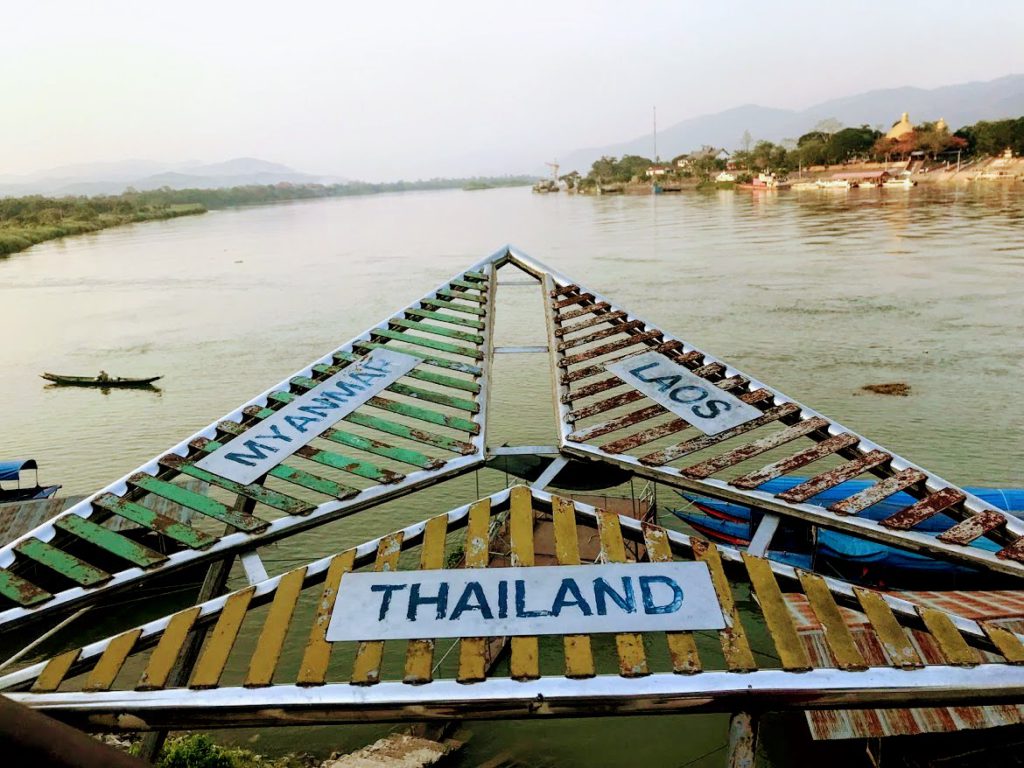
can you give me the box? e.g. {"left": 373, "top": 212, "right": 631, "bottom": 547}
{"left": 195, "top": 348, "right": 420, "bottom": 484}
{"left": 326, "top": 562, "right": 725, "bottom": 641}
{"left": 605, "top": 350, "right": 763, "bottom": 436}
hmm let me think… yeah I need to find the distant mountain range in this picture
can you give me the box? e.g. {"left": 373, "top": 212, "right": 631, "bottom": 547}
{"left": 0, "top": 157, "right": 343, "bottom": 197}
{"left": 558, "top": 74, "right": 1024, "bottom": 173}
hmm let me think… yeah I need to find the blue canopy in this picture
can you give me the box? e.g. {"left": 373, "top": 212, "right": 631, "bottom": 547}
{"left": 0, "top": 459, "right": 38, "bottom": 483}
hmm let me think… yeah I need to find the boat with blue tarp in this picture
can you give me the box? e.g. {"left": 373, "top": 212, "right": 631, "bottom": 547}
{"left": 0, "top": 460, "right": 61, "bottom": 503}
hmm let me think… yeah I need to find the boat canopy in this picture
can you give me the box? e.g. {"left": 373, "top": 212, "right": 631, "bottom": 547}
{"left": 0, "top": 459, "right": 37, "bottom": 483}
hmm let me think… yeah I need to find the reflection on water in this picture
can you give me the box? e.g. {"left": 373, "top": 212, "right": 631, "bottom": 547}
{"left": 0, "top": 184, "right": 1022, "bottom": 764}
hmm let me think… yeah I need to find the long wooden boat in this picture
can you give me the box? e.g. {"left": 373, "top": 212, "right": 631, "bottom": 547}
{"left": 40, "top": 372, "right": 162, "bottom": 388}
{"left": 0, "top": 459, "right": 61, "bottom": 504}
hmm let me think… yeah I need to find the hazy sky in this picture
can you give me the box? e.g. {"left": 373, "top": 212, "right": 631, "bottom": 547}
{"left": 4, "top": 1, "right": 1022, "bottom": 179}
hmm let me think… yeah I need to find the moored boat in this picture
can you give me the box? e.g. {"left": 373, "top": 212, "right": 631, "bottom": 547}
{"left": 0, "top": 459, "right": 61, "bottom": 503}
{"left": 41, "top": 372, "right": 162, "bottom": 388}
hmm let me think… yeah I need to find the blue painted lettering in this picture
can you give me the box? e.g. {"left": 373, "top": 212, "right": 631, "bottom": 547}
{"left": 497, "top": 580, "right": 508, "bottom": 619}
{"left": 628, "top": 362, "right": 660, "bottom": 381}
{"left": 406, "top": 582, "right": 449, "bottom": 621}
{"left": 252, "top": 424, "right": 292, "bottom": 445}
{"left": 284, "top": 414, "right": 322, "bottom": 433}
{"left": 515, "top": 579, "right": 552, "bottom": 618}
{"left": 691, "top": 400, "right": 731, "bottom": 420}
{"left": 370, "top": 583, "right": 406, "bottom": 621}
{"left": 669, "top": 385, "right": 709, "bottom": 404}
{"left": 593, "top": 577, "right": 636, "bottom": 615}
{"left": 550, "top": 578, "right": 592, "bottom": 617}
{"left": 639, "top": 575, "right": 683, "bottom": 615}
{"left": 332, "top": 380, "right": 368, "bottom": 398}
{"left": 224, "top": 439, "right": 278, "bottom": 467}
{"left": 450, "top": 582, "right": 493, "bottom": 620}
{"left": 351, "top": 371, "right": 385, "bottom": 386}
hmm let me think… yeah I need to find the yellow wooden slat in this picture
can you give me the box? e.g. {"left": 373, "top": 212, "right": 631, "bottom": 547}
{"left": 244, "top": 567, "right": 308, "bottom": 687}
{"left": 31, "top": 649, "right": 80, "bottom": 693}
{"left": 552, "top": 496, "right": 595, "bottom": 678}
{"left": 742, "top": 553, "right": 811, "bottom": 671}
{"left": 691, "top": 538, "right": 757, "bottom": 671}
{"left": 84, "top": 629, "right": 142, "bottom": 691}
{"left": 854, "top": 587, "right": 923, "bottom": 669}
{"left": 137, "top": 606, "right": 202, "bottom": 690}
{"left": 641, "top": 523, "right": 701, "bottom": 674}
{"left": 351, "top": 532, "right": 405, "bottom": 685}
{"left": 297, "top": 550, "right": 356, "bottom": 686}
{"left": 918, "top": 606, "right": 979, "bottom": 666}
{"left": 510, "top": 486, "right": 540, "bottom": 681}
{"left": 797, "top": 571, "right": 866, "bottom": 670}
{"left": 457, "top": 498, "right": 491, "bottom": 683}
{"left": 404, "top": 514, "right": 449, "bottom": 684}
{"left": 597, "top": 508, "right": 648, "bottom": 677}
{"left": 189, "top": 586, "right": 256, "bottom": 689}
{"left": 981, "top": 622, "right": 1024, "bottom": 664}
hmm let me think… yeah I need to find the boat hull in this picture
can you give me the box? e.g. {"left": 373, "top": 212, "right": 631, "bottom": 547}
{"left": 41, "top": 373, "right": 162, "bottom": 388}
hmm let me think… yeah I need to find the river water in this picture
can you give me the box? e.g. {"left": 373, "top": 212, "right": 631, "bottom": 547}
{"left": 1, "top": 184, "right": 1022, "bottom": 765}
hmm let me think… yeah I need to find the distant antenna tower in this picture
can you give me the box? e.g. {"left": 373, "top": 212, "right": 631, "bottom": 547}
{"left": 653, "top": 106, "right": 658, "bottom": 162}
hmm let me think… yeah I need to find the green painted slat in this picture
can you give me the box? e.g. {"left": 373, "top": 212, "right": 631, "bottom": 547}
{"left": 128, "top": 474, "right": 266, "bottom": 532}
{"left": 404, "top": 307, "right": 484, "bottom": 330}
{"left": 333, "top": 353, "right": 481, "bottom": 393}
{"left": 421, "top": 298, "right": 486, "bottom": 317}
{"left": 294, "top": 445, "right": 404, "bottom": 483}
{"left": 370, "top": 328, "right": 483, "bottom": 360}
{"left": 93, "top": 494, "right": 216, "bottom": 549}
{"left": 353, "top": 341, "right": 482, "bottom": 375}
{"left": 321, "top": 430, "right": 444, "bottom": 470}
{"left": 463, "top": 270, "right": 487, "bottom": 281}
{"left": 449, "top": 278, "right": 487, "bottom": 291}
{"left": 367, "top": 396, "right": 480, "bottom": 435}
{"left": 386, "top": 382, "right": 478, "bottom": 413}
{"left": 435, "top": 287, "right": 487, "bottom": 304}
{"left": 15, "top": 539, "right": 109, "bottom": 586}
{"left": 344, "top": 411, "right": 476, "bottom": 455}
{"left": 389, "top": 318, "right": 483, "bottom": 344}
{"left": 163, "top": 459, "right": 315, "bottom": 515}
{"left": 53, "top": 515, "right": 167, "bottom": 568}
{"left": 0, "top": 569, "right": 51, "bottom": 606}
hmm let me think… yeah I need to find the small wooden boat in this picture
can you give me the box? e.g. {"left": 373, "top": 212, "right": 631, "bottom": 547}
{"left": 0, "top": 459, "right": 61, "bottom": 503}
{"left": 41, "top": 372, "right": 162, "bottom": 388}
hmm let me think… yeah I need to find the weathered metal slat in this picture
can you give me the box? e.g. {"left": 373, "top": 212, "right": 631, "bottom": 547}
{"left": 509, "top": 487, "right": 540, "bottom": 681}
{"left": 448, "top": 278, "right": 486, "bottom": 291}
{"left": 457, "top": 498, "right": 491, "bottom": 683}
{"left": 15, "top": 539, "right": 110, "bottom": 586}
{"left": 404, "top": 515, "right": 449, "bottom": 684}
{"left": 84, "top": 629, "right": 142, "bottom": 692}
{"left": 742, "top": 553, "right": 811, "bottom": 670}
{"left": 435, "top": 287, "right": 487, "bottom": 304}
{"left": 730, "top": 433, "right": 861, "bottom": 490}
{"left": 462, "top": 269, "right": 487, "bottom": 281}
{"left": 566, "top": 390, "right": 647, "bottom": 422}
{"left": 995, "top": 538, "right": 1024, "bottom": 563}
{"left": 559, "top": 331, "right": 663, "bottom": 368}
{"left": 556, "top": 320, "right": 644, "bottom": 351}
{"left": 828, "top": 468, "right": 928, "bottom": 516}
{"left": 557, "top": 301, "right": 610, "bottom": 321}
{"left": 127, "top": 474, "right": 266, "bottom": 532}
{"left": 918, "top": 606, "right": 978, "bottom": 666}
{"left": 344, "top": 412, "right": 476, "bottom": 455}
{"left": 938, "top": 511, "right": 1007, "bottom": 546}
{"left": 353, "top": 340, "right": 482, "bottom": 375}
{"left": 641, "top": 522, "right": 701, "bottom": 674}
{"left": 30, "top": 649, "right": 80, "bottom": 693}
{"left": 566, "top": 404, "right": 666, "bottom": 443}
{"left": 388, "top": 317, "right": 483, "bottom": 344}
{"left": 189, "top": 586, "right": 257, "bottom": 688}
{"left": 562, "top": 375, "right": 624, "bottom": 403}
{"left": 0, "top": 569, "right": 51, "bottom": 607}
{"left": 854, "top": 587, "right": 923, "bottom": 668}
{"left": 550, "top": 283, "right": 579, "bottom": 297}
{"left": 797, "top": 572, "right": 866, "bottom": 670}
{"left": 320, "top": 429, "right": 445, "bottom": 471}
{"left": 981, "top": 622, "right": 1024, "bottom": 664}
{"left": 553, "top": 292, "right": 595, "bottom": 310}
{"left": 385, "top": 382, "right": 479, "bottom": 413}
{"left": 691, "top": 362, "right": 726, "bottom": 379}
{"left": 294, "top": 444, "right": 405, "bottom": 484}
{"left": 328, "top": 353, "right": 482, "bottom": 395}
{"left": 880, "top": 488, "right": 967, "bottom": 530}
{"left": 691, "top": 538, "right": 756, "bottom": 671}
{"left": 138, "top": 606, "right": 202, "bottom": 690}
{"left": 158, "top": 455, "right": 314, "bottom": 515}
{"left": 639, "top": 403, "right": 799, "bottom": 467}
{"left": 364, "top": 396, "right": 479, "bottom": 435}
{"left": 352, "top": 533, "right": 405, "bottom": 685}
{"left": 597, "top": 509, "right": 648, "bottom": 677}
{"left": 553, "top": 310, "right": 627, "bottom": 337}
{"left": 420, "top": 297, "right": 486, "bottom": 317}
{"left": 559, "top": 343, "right": 697, "bottom": 385}
{"left": 370, "top": 328, "right": 484, "bottom": 360}
{"left": 53, "top": 515, "right": 166, "bottom": 569}
{"left": 297, "top": 550, "right": 356, "bottom": 686}
{"left": 551, "top": 497, "right": 596, "bottom": 679}
{"left": 682, "top": 417, "right": 831, "bottom": 479}
{"left": 776, "top": 450, "right": 892, "bottom": 503}
{"left": 403, "top": 307, "right": 485, "bottom": 330}
{"left": 93, "top": 493, "right": 216, "bottom": 549}
{"left": 244, "top": 567, "right": 307, "bottom": 687}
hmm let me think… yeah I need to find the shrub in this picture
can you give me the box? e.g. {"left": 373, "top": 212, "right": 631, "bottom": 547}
{"left": 157, "top": 734, "right": 234, "bottom": 768}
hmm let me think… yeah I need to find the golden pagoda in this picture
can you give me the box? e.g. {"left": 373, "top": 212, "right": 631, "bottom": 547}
{"left": 886, "top": 111, "right": 914, "bottom": 140}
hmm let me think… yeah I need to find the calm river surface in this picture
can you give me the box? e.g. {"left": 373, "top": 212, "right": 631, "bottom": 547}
{"left": 1, "top": 184, "right": 1022, "bottom": 765}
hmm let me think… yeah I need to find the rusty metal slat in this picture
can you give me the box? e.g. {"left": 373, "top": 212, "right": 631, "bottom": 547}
{"left": 15, "top": 539, "right": 110, "bottom": 586}
{"left": 297, "top": 550, "right": 356, "bottom": 686}
{"left": 597, "top": 509, "right": 649, "bottom": 677}
{"left": 639, "top": 403, "right": 799, "bottom": 467}
{"left": 829, "top": 468, "right": 929, "bottom": 516}
{"left": 566, "top": 405, "right": 666, "bottom": 443}
{"left": 553, "top": 310, "right": 627, "bottom": 337}
{"left": 353, "top": 341, "right": 482, "bottom": 375}
{"left": 158, "top": 454, "right": 314, "bottom": 515}
{"left": 556, "top": 320, "right": 644, "bottom": 351}
{"left": 320, "top": 429, "right": 446, "bottom": 471}
{"left": 641, "top": 522, "right": 701, "bottom": 674}
{"left": 691, "top": 538, "right": 756, "bottom": 671}
{"left": 53, "top": 515, "right": 167, "bottom": 569}
{"left": 92, "top": 492, "right": 215, "bottom": 550}
{"left": 84, "top": 629, "right": 142, "bottom": 692}
{"left": 797, "top": 572, "right": 867, "bottom": 670}
{"left": 30, "top": 649, "right": 80, "bottom": 693}
{"left": 917, "top": 607, "right": 979, "bottom": 666}
{"left": 559, "top": 331, "right": 663, "bottom": 368}
{"left": 457, "top": 498, "right": 491, "bottom": 683}
{"left": 462, "top": 269, "right": 487, "bottom": 281}
{"left": 385, "top": 382, "right": 479, "bottom": 413}
{"left": 449, "top": 278, "right": 487, "bottom": 291}
{"left": 137, "top": 607, "right": 202, "bottom": 690}
{"left": 549, "top": 283, "right": 579, "bottom": 297}
{"left": 683, "top": 417, "right": 831, "bottom": 479}
{"left": 981, "top": 622, "right": 1024, "bottom": 663}
{"left": 938, "top": 511, "right": 1008, "bottom": 545}
{"left": 509, "top": 486, "right": 540, "bottom": 681}
{"left": 691, "top": 362, "right": 726, "bottom": 378}
{"left": 731, "top": 433, "right": 861, "bottom": 490}
{"left": 293, "top": 444, "right": 405, "bottom": 484}
{"left": 742, "top": 553, "right": 811, "bottom": 670}
{"left": 567, "top": 390, "right": 647, "bottom": 422}
{"left": 562, "top": 375, "right": 625, "bottom": 404}
{"left": 333, "top": 351, "right": 482, "bottom": 393}
{"left": 404, "top": 515, "right": 449, "bottom": 685}
{"left": 854, "top": 587, "right": 923, "bottom": 668}
{"left": 557, "top": 301, "right": 610, "bottom": 321}
{"left": 996, "top": 538, "right": 1024, "bottom": 563}
{"left": 344, "top": 412, "right": 476, "bottom": 456}
{"left": 420, "top": 297, "right": 486, "bottom": 317}
{"left": 370, "top": 328, "right": 484, "bottom": 360}
{"left": 189, "top": 586, "right": 256, "bottom": 689}
{"left": 551, "top": 496, "right": 596, "bottom": 679}
{"left": 0, "top": 568, "right": 51, "bottom": 607}
{"left": 553, "top": 292, "right": 595, "bottom": 310}
{"left": 244, "top": 567, "right": 308, "bottom": 687}
{"left": 403, "top": 307, "right": 485, "bottom": 330}
{"left": 435, "top": 287, "right": 487, "bottom": 304}
{"left": 351, "top": 533, "right": 404, "bottom": 685}
{"left": 777, "top": 449, "right": 892, "bottom": 503}
{"left": 880, "top": 488, "right": 968, "bottom": 530}
{"left": 127, "top": 474, "right": 266, "bottom": 532}
{"left": 388, "top": 318, "right": 484, "bottom": 345}
{"left": 602, "top": 417, "right": 691, "bottom": 454}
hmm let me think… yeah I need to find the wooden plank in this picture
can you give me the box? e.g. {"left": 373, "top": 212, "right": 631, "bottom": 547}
{"left": 293, "top": 444, "right": 405, "bottom": 484}
{"left": 0, "top": 568, "right": 52, "bottom": 606}
{"left": 981, "top": 622, "right": 1024, "bottom": 664}
{"left": 404, "top": 515, "right": 449, "bottom": 684}
{"left": 421, "top": 297, "right": 486, "bottom": 317}
{"left": 344, "top": 411, "right": 475, "bottom": 455}
{"left": 550, "top": 282, "right": 579, "bottom": 297}
{"left": 435, "top": 287, "right": 487, "bottom": 304}
{"left": 31, "top": 649, "right": 80, "bottom": 693}
{"left": 730, "top": 433, "right": 861, "bottom": 490}
{"left": 566, "top": 404, "right": 666, "bottom": 443}
{"left": 297, "top": 550, "right": 356, "bottom": 685}
{"left": 602, "top": 418, "right": 690, "bottom": 454}
{"left": 137, "top": 607, "right": 203, "bottom": 690}
{"left": 553, "top": 310, "right": 628, "bottom": 337}
{"left": 351, "top": 533, "right": 405, "bottom": 685}
{"left": 84, "top": 629, "right": 142, "bottom": 691}
{"left": 92, "top": 494, "right": 212, "bottom": 549}
{"left": 557, "top": 320, "right": 645, "bottom": 351}
{"left": 509, "top": 486, "right": 540, "bottom": 681}
{"left": 880, "top": 488, "right": 967, "bottom": 530}
{"left": 854, "top": 588, "right": 922, "bottom": 668}
{"left": 128, "top": 474, "right": 266, "bottom": 532}
{"left": 918, "top": 606, "right": 978, "bottom": 666}
{"left": 244, "top": 567, "right": 308, "bottom": 687}
{"left": 683, "top": 417, "right": 831, "bottom": 479}
{"left": 387, "top": 382, "right": 479, "bottom": 413}
{"left": 189, "top": 586, "right": 257, "bottom": 688}
{"left": 367, "top": 395, "right": 480, "bottom": 434}
{"left": 333, "top": 350, "right": 482, "bottom": 392}
{"left": 559, "top": 331, "right": 662, "bottom": 368}
{"left": 797, "top": 572, "right": 866, "bottom": 670}
{"left": 558, "top": 301, "right": 610, "bottom": 321}
{"left": 53, "top": 514, "right": 167, "bottom": 568}
{"left": 560, "top": 343, "right": 695, "bottom": 385}
{"left": 449, "top": 278, "right": 487, "bottom": 291}
{"left": 597, "top": 509, "right": 648, "bottom": 677}
{"left": 777, "top": 450, "right": 892, "bottom": 503}
{"left": 938, "top": 511, "right": 1008, "bottom": 545}
{"left": 457, "top": 498, "right": 491, "bottom": 683}
{"left": 742, "top": 553, "right": 811, "bottom": 671}
{"left": 551, "top": 496, "right": 596, "bottom": 678}
{"left": 159, "top": 456, "right": 314, "bottom": 515}
{"left": 641, "top": 522, "right": 700, "bottom": 674}
{"left": 353, "top": 341, "right": 482, "bottom": 376}
{"left": 403, "top": 307, "right": 485, "bottom": 330}
{"left": 15, "top": 539, "right": 109, "bottom": 586}
{"left": 563, "top": 375, "right": 625, "bottom": 403}
{"left": 462, "top": 269, "right": 487, "bottom": 281}
{"left": 371, "top": 328, "right": 483, "bottom": 360}
{"left": 567, "top": 390, "right": 647, "bottom": 422}
{"left": 828, "top": 468, "right": 928, "bottom": 516}
{"left": 321, "top": 429, "right": 444, "bottom": 470}
{"left": 553, "top": 292, "right": 595, "bottom": 309}
{"left": 691, "top": 538, "right": 757, "bottom": 671}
